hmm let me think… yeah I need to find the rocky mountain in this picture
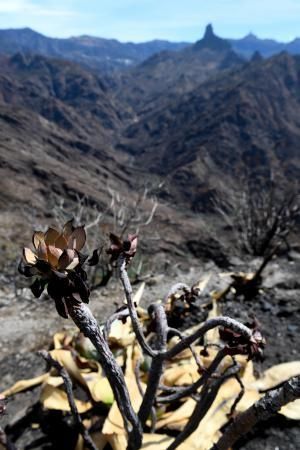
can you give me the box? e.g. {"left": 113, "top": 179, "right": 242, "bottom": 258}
{"left": 230, "top": 33, "right": 300, "bottom": 59}
{"left": 1, "top": 29, "right": 300, "bottom": 266}
{"left": 1, "top": 25, "right": 300, "bottom": 73}
{"left": 0, "top": 28, "right": 188, "bottom": 72}
{"left": 119, "top": 52, "right": 300, "bottom": 211}
{"left": 116, "top": 25, "right": 245, "bottom": 113}
{"left": 2, "top": 25, "right": 300, "bottom": 71}
{"left": 0, "top": 53, "right": 132, "bottom": 212}
{"left": 0, "top": 52, "right": 204, "bottom": 265}
{"left": 0, "top": 53, "right": 128, "bottom": 137}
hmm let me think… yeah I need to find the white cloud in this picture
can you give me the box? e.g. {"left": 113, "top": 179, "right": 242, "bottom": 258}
{"left": 0, "top": 0, "right": 77, "bottom": 17}
{"left": 0, "top": 0, "right": 27, "bottom": 13}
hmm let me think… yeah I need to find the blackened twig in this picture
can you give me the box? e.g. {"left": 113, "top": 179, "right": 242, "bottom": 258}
{"left": 103, "top": 307, "right": 129, "bottom": 341}
{"left": 211, "top": 375, "right": 300, "bottom": 450}
{"left": 118, "top": 255, "right": 155, "bottom": 357}
{"left": 228, "top": 370, "right": 245, "bottom": 418}
{"left": 137, "top": 304, "right": 167, "bottom": 427}
{"left": 133, "top": 358, "right": 157, "bottom": 432}
{"left": 39, "top": 350, "right": 97, "bottom": 450}
{"left": 164, "top": 318, "right": 252, "bottom": 359}
{"left": 168, "top": 328, "right": 204, "bottom": 373}
{"left": 166, "top": 366, "right": 240, "bottom": 450}
{"left": 157, "top": 347, "right": 234, "bottom": 404}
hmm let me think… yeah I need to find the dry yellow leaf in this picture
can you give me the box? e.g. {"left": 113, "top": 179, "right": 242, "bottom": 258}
{"left": 49, "top": 349, "right": 87, "bottom": 386}
{"left": 141, "top": 433, "right": 191, "bottom": 449}
{"left": 50, "top": 349, "right": 114, "bottom": 405}
{"left": 53, "top": 331, "right": 66, "bottom": 349}
{"left": 40, "top": 384, "right": 92, "bottom": 413}
{"left": 83, "top": 374, "right": 114, "bottom": 405}
{"left": 109, "top": 318, "right": 136, "bottom": 347}
{"left": 45, "top": 375, "right": 64, "bottom": 388}
{"left": 1, "top": 373, "right": 49, "bottom": 397}
{"left": 249, "top": 361, "right": 300, "bottom": 391}
{"left": 194, "top": 274, "right": 211, "bottom": 294}
{"left": 183, "top": 379, "right": 239, "bottom": 449}
{"left": 133, "top": 282, "right": 145, "bottom": 306}
{"left": 142, "top": 433, "right": 174, "bottom": 449}
{"left": 206, "top": 298, "right": 221, "bottom": 344}
{"left": 280, "top": 399, "right": 300, "bottom": 420}
{"left": 240, "top": 359, "right": 256, "bottom": 385}
{"left": 106, "top": 433, "right": 127, "bottom": 450}
{"left": 162, "top": 363, "right": 199, "bottom": 386}
{"left": 102, "top": 346, "right": 145, "bottom": 442}
{"left": 156, "top": 398, "right": 196, "bottom": 430}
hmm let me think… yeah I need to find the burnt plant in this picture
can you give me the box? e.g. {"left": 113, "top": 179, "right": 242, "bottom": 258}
{"left": 214, "top": 174, "right": 299, "bottom": 257}
{"left": 17, "top": 220, "right": 299, "bottom": 450}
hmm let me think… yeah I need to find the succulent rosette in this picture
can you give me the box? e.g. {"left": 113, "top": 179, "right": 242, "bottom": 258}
{"left": 107, "top": 233, "right": 138, "bottom": 265}
{"left": 219, "top": 320, "right": 266, "bottom": 360}
{"left": 19, "top": 219, "right": 92, "bottom": 318}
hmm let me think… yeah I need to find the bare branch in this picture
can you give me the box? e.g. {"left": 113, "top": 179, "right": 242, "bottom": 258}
{"left": 39, "top": 350, "right": 98, "bottom": 450}
{"left": 212, "top": 375, "right": 300, "bottom": 450}
{"left": 137, "top": 304, "right": 168, "bottom": 427}
{"left": 167, "top": 365, "right": 240, "bottom": 450}
{"left": 118, "top": 255, "right": 156, "bottom": 357}
{"left": 213, "top": 174, "right": 299, "bottom": 256}
{"left": 157, "top": 347, "right": 232, "bottom": 405}
{"left": 163, "top": 317, "right": 252, "bottom": 359}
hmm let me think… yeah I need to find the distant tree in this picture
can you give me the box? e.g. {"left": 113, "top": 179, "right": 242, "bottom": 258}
{"left": 213, "top": 172, "right": 299, "bottom": 257}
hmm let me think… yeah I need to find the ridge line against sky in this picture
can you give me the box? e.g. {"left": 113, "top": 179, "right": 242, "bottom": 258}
{"left": 0, "top": 0, "right": 299, "bottom": 43}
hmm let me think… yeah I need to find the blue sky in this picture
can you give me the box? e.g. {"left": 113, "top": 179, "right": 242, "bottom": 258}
{"left": 0, "top": 0, "right": 299, "bottom": 42}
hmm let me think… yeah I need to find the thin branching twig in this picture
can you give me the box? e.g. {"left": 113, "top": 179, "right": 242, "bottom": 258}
{"left": 39, "top": 350, "right": 98, "bottom": 450}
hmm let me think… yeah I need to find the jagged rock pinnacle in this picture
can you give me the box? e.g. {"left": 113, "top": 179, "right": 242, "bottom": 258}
{"left": 204, "top": 24, "right": 214, "bottom": 39}
{"left": 194, "top": 23, "right": 231, "bottom": 52}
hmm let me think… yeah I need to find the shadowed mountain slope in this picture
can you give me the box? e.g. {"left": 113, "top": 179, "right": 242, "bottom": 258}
{"left": 0, "top": 53, "right": 135, "bottom": 212}
{"left": 120, "top": 53, "right": 300, "bottom": 210}
{"left": 116, "top": 25, "right": 245, "bottom": 113}
{"left": 0, "top": 53, "right": 208, "bottom": 262}
{"left": 1, "top": 47, "right": 300, "bottom": 262}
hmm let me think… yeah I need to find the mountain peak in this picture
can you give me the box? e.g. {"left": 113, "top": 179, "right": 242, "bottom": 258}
{"left": 204, "top": 24, "right": 214, "bottom": 39}
{"left": 194, "top": 24, "right": 231, "bottom": 52}
{"left": 244, "top": 32, "right": 258, "bottom": 41}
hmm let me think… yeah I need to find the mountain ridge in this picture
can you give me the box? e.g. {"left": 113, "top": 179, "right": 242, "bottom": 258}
{"left": 118, "top": 52, "right": 300, "bottom": 211}
{"left": 1, "top": 25, "right": 300, "bottom": 71}
{"left": 0, "top": 27, "right": 188, "bottom": 71}
{"left": 1, "top": 29, "right": 300, "bottom": 262}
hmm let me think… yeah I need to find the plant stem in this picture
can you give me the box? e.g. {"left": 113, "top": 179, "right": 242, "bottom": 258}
{"left": 164, "top": 318, "right": 252, "bottom": 359}
{"left": 211, "top": 375, "right": 300, "bottom": 450}
{"left": 118, "top": 255, "right": 155, "bottom": 357}
{"left": 138, "top": 304, "right": 167, "bottom": 427}
{"left": 167, "top": 366, "right": 239, "bottom": 450}
{"left": 39, "top": 350, "right": 98, "bottom": 450}
{"left": 66, "top": 300, "right": 143, "bottom": 450}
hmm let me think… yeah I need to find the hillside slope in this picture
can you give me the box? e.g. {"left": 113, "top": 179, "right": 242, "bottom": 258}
{"left": 120, "top": 53, "right": 300, "bottom": 210}
{"left": 116, "top": 25, "right": 245, "bottom": 113}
